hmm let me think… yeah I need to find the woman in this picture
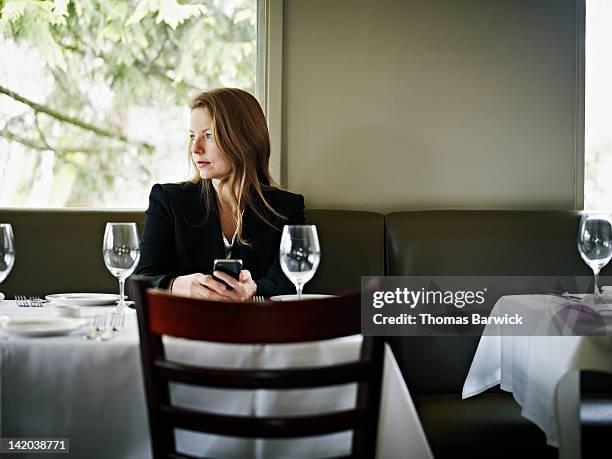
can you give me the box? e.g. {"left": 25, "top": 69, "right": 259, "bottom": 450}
{"left": 135, "top": 88, "right": 305, "bottom": 300}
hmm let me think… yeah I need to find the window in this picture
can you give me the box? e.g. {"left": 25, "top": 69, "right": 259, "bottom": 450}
{"left": 584, "top": 0, "right": 612, "bottom": 210}
{"left": 0, "top": 0, "right": 257, "bottom": 207}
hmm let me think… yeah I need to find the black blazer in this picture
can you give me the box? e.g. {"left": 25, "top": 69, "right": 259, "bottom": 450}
{"left": 135, "top": 182, "right": 305, "bottom": 297}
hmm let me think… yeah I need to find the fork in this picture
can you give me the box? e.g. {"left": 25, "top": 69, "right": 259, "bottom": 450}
{"left": 15, "top": 295, "right": 44, "bottom": 307}
{"left": 15, "top": 295, "right": 35, "bottom": 307}
{"left": 15, "top": 295, "right": 27, "bottom": 307}
{"left": 82, "top": 314, "right": 110, "bottom": 341}
{"left": 109, "top": 312, "right": 125, "bottom": 331}
{"left": 253, "top": 295, "right": 266, "bottom": 303}
{"left": 30, "top": 297, "right": 44, "bottom": 307}
{"left": 96, "top": 314, "right": 114, "bottom": 341}
{"left": 82, "top": 315, "right": 102, "bottom": 340}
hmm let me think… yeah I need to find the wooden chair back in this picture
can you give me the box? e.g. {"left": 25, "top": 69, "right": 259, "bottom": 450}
{"left": 131, "top": 279, "right": 384, "bottom": 459}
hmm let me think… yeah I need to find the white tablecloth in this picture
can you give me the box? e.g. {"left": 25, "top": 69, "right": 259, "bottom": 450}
{"left": 462, "top": 295, "right": 612, "bottom": 458}
{"left": 0, "top": 301, "right": 433, "bottom": 459}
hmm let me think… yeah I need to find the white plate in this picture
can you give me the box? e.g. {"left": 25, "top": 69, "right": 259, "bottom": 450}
{"left": 45, "top": 293, "right": 122, "bottom": 306}
{"left": 50, "top": 304, "right": 82, "bottom": 318}
{"left": 269, "top": 294, "right": 337, "bottom": 302}
{"left": 0, "top": 315, "right": 87, "bottom": 337}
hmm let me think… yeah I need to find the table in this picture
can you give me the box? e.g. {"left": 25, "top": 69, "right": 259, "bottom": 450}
{"left": 0, "top": 301, "right": 433, "bottom": 459}
{"left": 462, "top": 294, "right": 612, "bottom": 459}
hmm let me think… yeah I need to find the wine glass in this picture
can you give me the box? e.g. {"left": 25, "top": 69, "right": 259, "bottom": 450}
{"left": 577, "top": 213, "right": 612, "bottom": 296}
{"left": 103, "top": 223, "right": 140, "bottom": 311}
{"left": 0, "top": 224, "right": 15, "bottom": 300}
{"left": 279, "top": 225, "right": 321, "bottom": 299}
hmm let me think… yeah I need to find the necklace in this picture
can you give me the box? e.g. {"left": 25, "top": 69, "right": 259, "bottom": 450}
{"left": 221, "top": 209, "right": 244, "bottom": 258}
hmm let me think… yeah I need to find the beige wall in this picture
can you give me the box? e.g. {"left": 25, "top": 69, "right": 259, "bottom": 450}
{"left": 282, "top": 0, "right": 583, "bottom": 211}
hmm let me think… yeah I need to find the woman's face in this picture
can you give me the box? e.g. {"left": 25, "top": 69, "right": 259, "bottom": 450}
{"left": 190, "top": 107, "right": 232, "bottom": 180}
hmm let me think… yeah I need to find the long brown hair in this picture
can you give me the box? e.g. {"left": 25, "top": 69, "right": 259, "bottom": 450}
{"left": 188, "top": 88, "right": 285, "bottom": 244}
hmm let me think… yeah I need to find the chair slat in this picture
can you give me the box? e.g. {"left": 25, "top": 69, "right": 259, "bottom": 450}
{"left": 168, "top": 452, "right": 211, "bottom": 459}
{"left": 167, "top": 447, "right": 355, "bottom": 459}
{"left": 168, "top": 449, "right": 355, "bottom": 459}
{"left": 147, "top": 290, "right": 362, "bottom": 343}
{"left": 154, "top": 358, "right": 371, "bottom": 389}
{"left": 160, "top": 405, "right": 367, "bottom": 438}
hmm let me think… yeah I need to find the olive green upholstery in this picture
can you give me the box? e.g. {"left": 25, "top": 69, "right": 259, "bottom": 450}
{"left": 305, "top": 209, "right": 385, "bottom": 294}
{"left": 0, "top": 209, "right": 145, "bottom": 297}
{"left": 386, "top": 210, "right": 593, "bottom": 278}
{"left": 0, "top": 208, "right": 384, "bottom": 298}
{"left": 415, "top": 393, "right": 556, "bottom": 458}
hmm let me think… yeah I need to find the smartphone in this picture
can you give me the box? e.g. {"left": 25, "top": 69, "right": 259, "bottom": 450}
{"left": 213, "top": 259, "right": 243, "bottom": 289}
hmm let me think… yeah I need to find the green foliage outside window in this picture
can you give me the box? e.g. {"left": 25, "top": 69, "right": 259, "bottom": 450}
{"left": 0, "top": 0, "right": 256, "bottom": 207}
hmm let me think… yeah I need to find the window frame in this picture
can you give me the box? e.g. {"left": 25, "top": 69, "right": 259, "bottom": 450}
{"left": 575, "top": 0, "right": 585, "bottom": 210}
{"left": 258, "top": 0, "right": 284, "bottom": 186}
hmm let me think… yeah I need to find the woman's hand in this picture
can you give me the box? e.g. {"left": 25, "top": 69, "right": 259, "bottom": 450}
{"left": 212, "top": 269, "right": 257, "bottom": 301}
{"left": 170, "top": 273, "right": 231, "bottom": 300}
{"left": 170, "top": 271, "right": 257, "bottom": 301}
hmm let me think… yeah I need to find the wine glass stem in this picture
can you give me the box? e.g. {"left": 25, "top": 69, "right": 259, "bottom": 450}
{"left": 117, "top": 278, "right": 126, "bottom": 311}
{"left": 296, "top": 283, "right": 304, "bottom": 300}
{"left": 593, "top": 270, "right": 600, "bottom": 295}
